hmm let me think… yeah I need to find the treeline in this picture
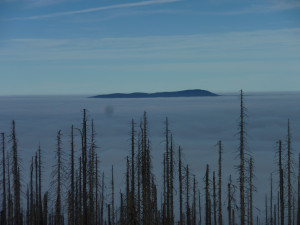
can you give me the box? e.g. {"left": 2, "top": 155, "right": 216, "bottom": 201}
{"left": 0, "top": 90, "right": 299, "bottom": 225}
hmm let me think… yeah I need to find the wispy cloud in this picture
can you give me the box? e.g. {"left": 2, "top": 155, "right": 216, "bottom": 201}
{"left": 7, "top": 0, "right": 181, "bottom": 21}
{"left": 201, "top": 1, "right": 300, "bottom": 15}
{"left": 1, "top": 28, "right": 299, "bottom": 62}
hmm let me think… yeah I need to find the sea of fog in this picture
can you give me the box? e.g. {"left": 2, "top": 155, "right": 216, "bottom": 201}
{"left": 0, "top": 92, "right": 300, "bottom": 218}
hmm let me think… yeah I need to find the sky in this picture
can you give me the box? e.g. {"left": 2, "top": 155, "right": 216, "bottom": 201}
{"left": 0, "top": 0, "right": 300, "bottom": 95}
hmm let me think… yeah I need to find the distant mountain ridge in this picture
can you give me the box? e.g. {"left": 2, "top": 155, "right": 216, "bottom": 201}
{"left": 90, "top": 89, "right": 219, "bottom": 98}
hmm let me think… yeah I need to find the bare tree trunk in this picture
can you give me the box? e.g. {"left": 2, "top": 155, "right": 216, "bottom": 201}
{"left": 266, "top": 195, "right": 268, "bottom": 225}
{"left": 120, "top": 193, "right": 125, "bottom": 225}
{"left": 179, "top": 147, "right": 183, "bottom": 225}
{"left": 213, "top": 172, "right": 217, "bottom": 225}
{"left": 96, "top": 155, "right": 99, "bottom": 225}
{"left": 108, "top": 204, "right": 111, "bottom": 225}
{"left": 279, "top": 140, "right": 284, "bottom": 225}
{"left": 112, "top": 165, "right": 115, "bottom": 225}
{"left": 70, "top": 125, "right": 75, "bottom": 225}
{"left": 239, "top": 90, "right": 246, "bottom": 225}
{"left": 12, "top": 120, "right": 21, "bottom": 225}
{"left": 206, "top": 165, "right": 211, "bottom": 225}
{"left": 82, "top": 109, "right": 88, "bottom": 225}
{"left": 228, "top": 176, "right": 232, "bottom": 225}
{"left": 187, "top": 165, "right": 191, "bottom": 225}
{"left": 271, "top": 174, "right": 273, "bottom": 225}
{"left": 199, "top": 190, "right": 202, "bottom": 225}
{"left": 35, "top": 153, "right": 39, "bottom": 225}
{"left": 163, "top": 153, "right": 166, "bottom": 225}
{"left": 170, "top": 134, "right": 174, "bottom": 225}
{"left": 248, "top": 192, "right": 250, "bottom": 225}
{"left": 193, "top": 175, "right": 196, "bottom": 225}
{"left": 137, "top": 127, "right": 142, "bottom": 225}
{"left": 30, "top": 158, "right": 34, "bottom": 225}
{"left": 218, "top": 141, "right": 222, "bottom": 225}
{"left": 7, "top": 151, "right": 12, "bottom": 225}
{"left": 165, "top": 118, "right": 170, "bottom": 225}
{"left": 297, "top": 154, "right": 300, "bottom": 225}
{"left": 275, "top": 205, "right": 277, "bottom": 225}
{"left": 79, "top": 157, "right": 82, "bottom": 225}
{"left": 278, "top": 192, "right": 280, "bottom": 225}
{"left": 101, "top": 172, "right": 104, "bottom": 225}
{"left": 55, "top": 130, "right": 62, "bottom": 225}
{"left": 1, "top": 133, "right": 6, "bottom": 225}
{"left": 288, "top": 120, "right": 292, "bottom": 225}
{"left": 89, "top": 120, "right": 96, "bottom": 225}
{"left": 126, "top": 157, "right": 130, "bottom": 225}
{"left": 39, "top": 146, "right": 43, "bottom": 225}
{"left": 43, "top": 192, "right": 48, "bottom": 225}
{"left": 293, "top": 197, "right": 295, "bottom": 225}
{"left": 250, "top": 157, "right": 254, "bottom": 225}
{"left": 129, "top": 119, "right": 136, "bottom": 225}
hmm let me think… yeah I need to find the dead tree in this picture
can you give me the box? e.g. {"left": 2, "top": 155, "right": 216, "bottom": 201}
{"left": 120, "top": 193, "right": 125, "bottom": 225}
{"left": 82, "top": 109, "right": 88, "bottom": 225}
{"left": 186, "top": 165, "right": 191, "bottom": 225}
{"left": 1, "top": 133, "right": 6, "bottom": 225}
{"left": 55, "top": 130, "right": 62, "bottom": 225}
{"left": 89, "top": 120, "right": 96, "bottom": 225}
{"left": 297, "top": 154, "right": 300, "bottom": 225}
{"left": 213, "top": 172, "right": 217, "bottom": 225}
{"left": 95, "top": 154, "right": 99, "bottom": 225}
{"left": 278, "top": 140, "right": 284, "bottom": 225}
{"left": 249, "top": 157, "right": 254, "bottom": 225}
{"left": 38, "top": 146, "right": 43, "bottom": 225}
{"left": 101, "top": 172, "right": 105, "bottom": 225}
{"left": 266, "top": 195, "right": 268, "bottom": 225}
{"left": 179, "top": 147, "right": 183, "bottom": 225}
{"left": 271, "top": 174, "right": 273, "bottom": 225}
{"left": 30, "top": 158, "right": 34, "bottom": 225}
{"left": 166, "top": 118, "right": 170, "bottom": 225}
{"left": 287, "top": 120, "right": 292, "bottom": 225}
{"left": 170, "top": 134, "right": 174, "bottom": 225}
{"left": 206, "top": 164, "right": 211, "bottom": 225}
{"left": 35, "top": 152, "right": 39, "bottom": 225}
{"left": 43, "top": 192, "right": 48, "bottom": 225}
{"left": 141, "top": 112, "right": 152, "bottom": 225}
{"left": 69, "top": 125, "right": 75, "bottom": 225}
{"left": 137, "top": 125, "right": 142, "bottom": 225}
{"left": 11, "top": 121, "right": 21, "bottom": 225}
{"left": 228, "top": 176, "right": 232, "bottom": 225}
{"left": 163, "top": 153, "right": 166, "bottom": 225}
{"left": 7, "top": 151, "right": 12, "bottom": 225}
{"left": 128, "top": 119, "right": 137, "bottom": 225}
{"left": 239, "top": 90, "right": 246, "bottom": 225}
{"left": 278, "top": 192, "right": 280, "bottom": 225}
{"left": 112, "top": 165, "right": 115, "bottom": 225}
{"left": 218, "top": 141, "right": 222, "bottom": 225}
{"left": 275, "top": 205, "right": 277, "bottom": 225}
{"left": 199, "top": 190, "right": 202, "bottom": 225}
{"left": 193, "top": 175, "right": 196, "bottom": 225}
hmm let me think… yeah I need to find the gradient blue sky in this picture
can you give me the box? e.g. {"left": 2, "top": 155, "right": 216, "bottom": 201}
{"left": 0, "top": 0, "right": 299, "bottom": 95}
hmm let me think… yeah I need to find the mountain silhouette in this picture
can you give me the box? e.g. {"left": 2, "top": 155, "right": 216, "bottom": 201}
{"left": 90, "top": 89, "right": 218, "bottom": 98}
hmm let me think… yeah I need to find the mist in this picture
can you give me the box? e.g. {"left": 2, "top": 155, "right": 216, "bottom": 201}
{"left": 0, "top": 92, "right": 300, "bottom": 216}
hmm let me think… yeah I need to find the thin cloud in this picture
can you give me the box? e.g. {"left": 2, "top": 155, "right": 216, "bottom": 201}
{"left": 7, "top": 0, "right": 181, "bottom": 21}
{"left": 199, "top": 1, "right": 300, "bottom": 15}
{"left": 1, "top": 28, "right": 299, "bottom": 62}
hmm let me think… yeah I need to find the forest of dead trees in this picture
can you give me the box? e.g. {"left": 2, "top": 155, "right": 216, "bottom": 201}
{"left": 0, "top": 90, "right": 299, "bottom": 225}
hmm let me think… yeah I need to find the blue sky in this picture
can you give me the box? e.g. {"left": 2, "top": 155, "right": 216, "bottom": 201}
{"left": 0, "top": 0, "right": 299, "bottom": 95}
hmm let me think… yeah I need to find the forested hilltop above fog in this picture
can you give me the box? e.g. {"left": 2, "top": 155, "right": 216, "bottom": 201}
{"left": 90, "top": 89, "right": 218, "bottom": 98}
{"left": 0, "top": 90, "right": 299, "bottom": 225}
